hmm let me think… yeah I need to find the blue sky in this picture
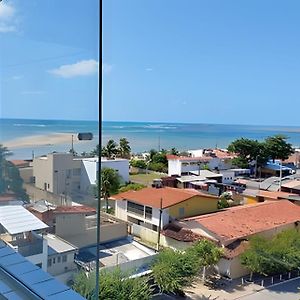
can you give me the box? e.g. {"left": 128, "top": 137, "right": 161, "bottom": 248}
{"left": 1, "top": 1, "right": 300, "bottom": 125}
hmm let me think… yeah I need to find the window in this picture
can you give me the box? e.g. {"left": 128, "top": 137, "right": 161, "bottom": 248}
{"left": 48, "top": 259, "right": 52, "bottom": 267}
{"left": 52, "top": 257, "right": 56, "bottom": 264}
{"left": 62, "top": 255, "right": 67, "bottom": 262}
{"left": 73, "top": 168, "right": 81, "bottom": 176}
{"left": 66, "top": 169, "right": 72, "bottom": 179}
{"left": 179, "top": 207, "right": 185, "bottom": 218}
{"left": 127, "top": 201, "right": 144, "bottom": 216}
{"left": 145, "top": 206, "right": 152, "bottom": 220}
{"left": 57, "top": 256, "right": 61, "bottom": 263}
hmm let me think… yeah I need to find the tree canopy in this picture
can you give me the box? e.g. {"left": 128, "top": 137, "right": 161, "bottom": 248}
{"left": 240, "top": 229, "right": 300, "bottom": 276}
{"left": 0, "top": 145, "right": 28, "bottom": 201}
{"left": 152, "top": 240, "right": 222, "bottom": 294}
{"left": 73, "top": 268, "right": 152, "bottom": 300}
{"left": 227, "top": 135, "right": 294, "bottom": 169}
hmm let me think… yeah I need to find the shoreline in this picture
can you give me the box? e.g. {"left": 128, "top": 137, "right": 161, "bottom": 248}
{"left": 2, "top": 133, "right": 89, "bottom": 149}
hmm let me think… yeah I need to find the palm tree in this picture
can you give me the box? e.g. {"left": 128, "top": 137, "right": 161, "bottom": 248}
{"left": 105, "top": 139, "right": 118, "bottom": 159}
{"left": 118, "top": 138, "right": 131, "bottom": 159}
{"left": 0, "top": 145, "right": 12, "bottom": 194}
{"left": 100, "top": 168, "right": 120, "bottom": 212}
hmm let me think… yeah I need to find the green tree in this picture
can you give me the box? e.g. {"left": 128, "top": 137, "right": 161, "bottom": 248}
{"left": 130, "top": 160, "right": 147, "bottom": 169}
{"left": 0, "top": 145, "right": 12, "bottom": 193}
{"left": 241, "top": 229, "right": 300, "bottom": 277}
{"left": 152, "top": 240, "right": 222, "bottom": 294}
{"left": 264, "top": 135, "right": 294, "bottom": 162}
{"left": 118, "top": 138, "right": 131, "bottom": 159}
{"left": 227, "top": 138, "right": 263, "bottom": 168}
{"left": 105, "top": 139, "right": 118, "bottom": 159}
{"left": 73, "top": 268, "right": 152, "bottom": 300}
{"left": 100, "top": 168, "right": 120, "bottom": 212}
{"left": 119, "top": 183, "right": 146, "bottom": 193}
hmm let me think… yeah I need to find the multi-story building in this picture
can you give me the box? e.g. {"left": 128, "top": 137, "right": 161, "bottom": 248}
{"left": 32, "top": 152, "right": 129, "bottom": 196}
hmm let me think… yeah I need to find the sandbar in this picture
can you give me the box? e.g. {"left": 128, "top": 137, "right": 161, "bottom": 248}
{"left": 2, "top": 133, "right": 88, "bottom": 149}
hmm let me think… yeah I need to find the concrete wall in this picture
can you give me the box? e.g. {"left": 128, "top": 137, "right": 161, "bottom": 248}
{"left": 168, "top": 195, "right": 218, "bottom": 219}
{"left": 131, "top": 224, "right": 159, "bottom": 244}
{"left": 19, "top": 167, "right": 33, "bottom": 183}
{"left": 55, "top": 213, "right": 128, "bottom": 248}
{"left": 47, "top": 251, "right": 77, "bottom": 278}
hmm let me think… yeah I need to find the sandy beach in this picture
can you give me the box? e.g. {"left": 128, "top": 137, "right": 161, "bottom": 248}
{"left": 3, "top": 133, "right": 84, "bottom": 149}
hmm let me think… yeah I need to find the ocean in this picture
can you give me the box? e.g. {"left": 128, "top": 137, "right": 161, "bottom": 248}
{"left": 1, "top": 118, "right": 300, "bottom": 159}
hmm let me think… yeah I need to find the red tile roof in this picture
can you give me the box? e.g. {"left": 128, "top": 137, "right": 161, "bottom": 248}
{"left": 54, "top": 205, "right": 96, "bottom": 214}
{"left": 0, "top": 193, "right": 17, "bottom": 202}
{"left": 9, "top": 160, "right": 29, "bottom": 167}
{"left": 185, "top": 200, "right": 300, "bottom": 245}
{"left": 257, "top": 190, "right": 298, "bottom": 199}
{"left": 161, "top": 223, "right": 201, "bottom": 242}
{"left": 111, "top": 187, "right": 218, "bottom": 209}
{"left": 166, "top": 154, "right": 212, "bottom": 162}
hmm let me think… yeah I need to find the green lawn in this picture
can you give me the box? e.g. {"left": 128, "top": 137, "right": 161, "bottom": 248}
{"left": 130, "top": 172, "right": 165, "bottom": 186}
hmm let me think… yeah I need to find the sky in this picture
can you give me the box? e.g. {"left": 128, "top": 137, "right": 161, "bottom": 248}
{"left": 1, "top": 1, "right": 300, "bottom": 125}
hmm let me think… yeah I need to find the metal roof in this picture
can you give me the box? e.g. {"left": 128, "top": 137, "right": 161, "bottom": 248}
{"left": 44, "top": 234, "right": 77, "bottom": 255}
{"left": 0, "top": 240, "right": 85, "bottom": 299}
{"left": 0, "top": 206, "right": 48, "bottom": 235}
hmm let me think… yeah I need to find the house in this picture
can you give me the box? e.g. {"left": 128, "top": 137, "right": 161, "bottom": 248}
{"left": 111, "top": 187, "right": 219, "bottom": 244}
{"left": 260, "top": 161, "right": 294, "bottom": 178}
{"left": 167, "top": 154, "right": 213, "bottom": 176}
{"left": 79, "top": 157, "right": 129, "bottom": 194}
{"left": 53, "top": 206, "right": 128, "bottom": 248}
{"left": 220, "top": 169, "right": 250, "bottom": 184}
{"left": 0, "top": 240, "right": 84, "bottom": 299}
{"left": 163, "top": 201, "right": 300, "bottom": 279}
{"left": 44, "top": 234, "right": 78, "bottom": 284}
{"left": 0, "top": 205, "right": 49, "bottom": 271}
{"left": 32, "top": 152, "right": 129, "bottom": 196}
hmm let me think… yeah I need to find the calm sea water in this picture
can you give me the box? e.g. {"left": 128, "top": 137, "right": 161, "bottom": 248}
{"left": 1, "top": 118, "right": 300, "bottom": 159}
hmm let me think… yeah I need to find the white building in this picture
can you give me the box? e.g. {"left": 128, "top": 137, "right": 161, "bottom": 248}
{"left": 80, "top": 157, "right": 129, "bottom": 194}
{"left": 33, "top": 153, "right": 129, "bottom": 196}
{"left": 220, "top": 169, "right": 251, "bottom": 184}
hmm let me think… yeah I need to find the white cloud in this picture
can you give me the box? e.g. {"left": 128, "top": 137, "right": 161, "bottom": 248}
{"left": 0, "top": 3, "right": 17, "bottom": 33}
{"left": 49, "top": 59, "right": 99, "bottom": 78}
{"left": 21, "top": 91, "right": 46, "bottom": 95}
{"left": 145, "top": 68, "right": 153, "bottom": 72}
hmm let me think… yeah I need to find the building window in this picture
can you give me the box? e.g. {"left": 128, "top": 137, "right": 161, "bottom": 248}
{"left": 62, "top": 255, "right": 67, "bottom": 262}
{"left": 152, "top": 224, "right": 158, "bottom": 232}
{"left": 179, "top": 207, "right": 185, "bottom": 218}
{"left": 53, "top": 258, "right": 56, "bottom": 264}
{"left": 145, "top": 206, "right": 152, "bottom": 220}
{"left": 66, "top": 169, "right": 72, "bottom": 179}
{"left": 57, "top": 256, "right": 61, "bottom": 263}
{"left": 127, "top": 201, "right": 144, "bottom": 216}
{"left": 48, "top": 259, "right": 52, "bottom": 267}
{"left": 73, "top": 168, "right": 81, "bottom": 176}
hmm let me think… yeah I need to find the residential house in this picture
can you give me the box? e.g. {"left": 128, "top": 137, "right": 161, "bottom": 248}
{"left": 163, "top": 201, "right": 300, "bottom": 279}
{"left": 111, "top": 187, "right": 219, "bottom": 244}
{"left": 44, "top": 234, "right": 78, "bottom": 284}
{"left": 33, "top": 152, "right": 129, "bottom": 196}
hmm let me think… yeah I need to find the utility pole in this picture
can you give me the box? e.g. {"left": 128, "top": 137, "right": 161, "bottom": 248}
{"left": 71, "top": 134, "right": 74, "bottom": 154}
{"left": 95, "top": 0, "right": 102, "bottom": 298}
{"left": 158, "top": 135, "right": 161, "bottom": 152}
{"left": 157, "top": 197, "right": 163, "bottom": 251}
{"left": 279, "top": 160, "right": 282, "bottom": 191}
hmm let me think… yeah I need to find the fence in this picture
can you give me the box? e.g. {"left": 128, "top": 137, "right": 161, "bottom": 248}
{"left": 101, "top": 253, "right": 157, "bottom": 274}
{"left": 240, "top": 269, "right": 300, "bottom": 288}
